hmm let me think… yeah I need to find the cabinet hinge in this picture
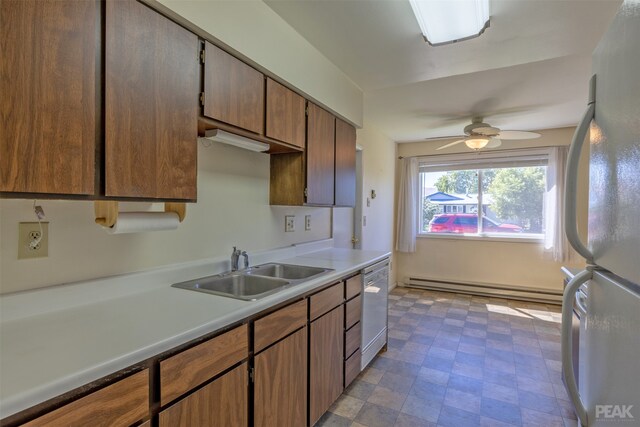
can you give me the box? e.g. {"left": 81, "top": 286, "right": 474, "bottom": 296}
{"left": 249, "top": 367, "right": 255, "bottom": 383}
{"left": 305, "top": 106, "right": 309, "bottom": 116}
{"left": 200, "top": 49, "right": 205, "bottom": 64}
{"left": 199, "top": 92, "right": 205, "bottom": 106}
{"left": 304, "top": 188, "right": 308, "bottom": 199}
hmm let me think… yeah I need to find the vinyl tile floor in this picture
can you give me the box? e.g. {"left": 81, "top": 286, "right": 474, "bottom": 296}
{"left": 316, "top": 287, "right": 576, "bottom": 427}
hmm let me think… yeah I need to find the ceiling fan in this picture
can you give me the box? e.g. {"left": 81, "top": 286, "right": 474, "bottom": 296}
{"left": 432, "top": 118, "right": 541, "bottom": 151}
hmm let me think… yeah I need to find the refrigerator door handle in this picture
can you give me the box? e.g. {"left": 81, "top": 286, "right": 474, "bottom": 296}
{"left": 562, "top": 268, "right": 592, "bottom": 426}
{"left": 564, "top": 75, "right": 596, "bottom": 263}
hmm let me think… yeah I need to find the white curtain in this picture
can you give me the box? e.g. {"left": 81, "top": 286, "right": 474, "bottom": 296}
{"left": 545, "top": 146, "right": 574, "bottom": 262}
{"left": 396, "top": 157, "right": 419, "bottom": 253}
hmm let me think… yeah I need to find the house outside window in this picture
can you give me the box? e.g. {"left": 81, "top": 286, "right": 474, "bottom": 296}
{"left": 418, "top": 149, "right": 549, "bottom": 240}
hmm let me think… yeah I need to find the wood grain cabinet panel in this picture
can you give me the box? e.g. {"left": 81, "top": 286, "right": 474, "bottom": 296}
{"left": 254, "top": 328, "right": 307, "bottom": 427}
{"left": 334, "top": 118, "right": 356, "bottom": 207}
{"left": 105, "top": 0, "right": 198, "bottom": 200}
{"left": 345, "top": 294, "right": 362, "bottom": 330}
{"left": 159, "top": 363, "right": 248, "bottom": 427}
{"left": 306, "top": 103, "right": 335, "bottom": 206}
{"left": 0, "top": 0, "right": 98, "bottom": 195}
{"left": 160, "top": 324, "right": 248, "bottom": 406}
{"left": 310, "top": 283, "right": 344, "bottom": 321}
{"left": 22, "top": 370, "right": 149, "bottom": 427}
{"left": 265, "top": 78, "right": 305, "bottom": 148}
{"left": 345, "top": 322, "right": 361, "bottom": 359}
{"left": 309, "top": 305, "right": 344, "bottom": 426}
{"left": 344, "top": 350, "right": 361, "bottom": 389}
{"left": 204, "top": 42, "right": 264, "bottom": 134}
{"left": 254, "top": 299, "right": 307, "bottom": 353}
{"left": 345, "top": 274, "right": 362, "bottom": 300}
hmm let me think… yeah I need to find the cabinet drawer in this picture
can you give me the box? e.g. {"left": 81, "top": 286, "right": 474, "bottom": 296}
{"left": 344, "top": 350, "right": 361, "bottom": 389}
{"left": 254, "top": 299, "right": 307, "bottom": 353}
{"left": 160, "top": 324, "right": 248, "bottom": 406}
{"left": 345, "top": 294, "right": 362, "bottom": 330}
{"left": 345, "top": 322, "right": 361, "bottom": 359}
{"left": 310, "top": 283, "right": 344, "bottom": 321}
{"left": 345, "top": 274, "right": 362, "bottom": 300}
{"left": 159, "top": 363, "right": 248, "bottom": 427}
{"left": 23, "top": 370, "right": 149, "bottom": 427}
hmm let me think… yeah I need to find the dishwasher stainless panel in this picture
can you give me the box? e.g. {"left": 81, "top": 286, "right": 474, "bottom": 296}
{"left": 361, "top": 259, "right": 389, "bottom": 369}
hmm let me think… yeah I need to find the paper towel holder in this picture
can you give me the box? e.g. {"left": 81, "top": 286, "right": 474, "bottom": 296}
{"left": 94, "top": 201, "right": 186, "bottom": 227}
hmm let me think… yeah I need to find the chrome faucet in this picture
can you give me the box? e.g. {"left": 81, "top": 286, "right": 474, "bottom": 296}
{"left": 231, "top": 247, "right": 250, "bottom": 271}
{"left": 231, "top": 246, "right": 241, "bottom": 271}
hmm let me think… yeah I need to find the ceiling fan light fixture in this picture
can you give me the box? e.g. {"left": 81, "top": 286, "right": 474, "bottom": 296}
{"left": 409, "top": 0, "right": 490, "bottom": 46}
{"left": 464, "top": 136, "right": 490, "bottom": 150}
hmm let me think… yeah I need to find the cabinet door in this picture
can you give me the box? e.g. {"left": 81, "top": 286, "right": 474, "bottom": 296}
{"left": 0, "top": 0, "right": 98, "bottom": 195}
{"left": 309, "top": 305, "right": 344, "bottom": 426}
{"left": 159, "top": 363, "right": 248, "bottom": 427}
{"left": 105, "top": 0, "right": 198, "bottom": 200}
{"left": 265, "top": 78, "right": 305, "bottom": 148}
{"left": 306, "top": 103, "right": 335, "bottom": 206}
{"left": 334, "top": 118, "right": 356, "bottom": 207}
{"left": 203, "top": 42, "right": 264, "bottom": 134}
{"left": 254, "top": 328, "right": 307, "bottom": 427}
{"left": 22, "top": 370, "right": 149, "bottom": 427}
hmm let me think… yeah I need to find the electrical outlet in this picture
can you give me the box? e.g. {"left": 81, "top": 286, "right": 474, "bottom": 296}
{"left": 285, "top": 215, "right": 295, "bottom": 232}
{"left": 18, "top": 222, "right": 49, "bottom": 259}
{"left": 305, "top": 215, "right": 311, "bottom": 231}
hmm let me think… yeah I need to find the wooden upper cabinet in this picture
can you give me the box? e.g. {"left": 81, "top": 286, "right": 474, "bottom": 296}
{"left": 335, "top": 118, "right": 357, "bottom": 207}
{"left": 306, "top": 103, "right": 335, "bottom": 206}
{"left": 265, "top": 78, "right": 305, "bottom": 148}
{"left": 105, "top": 0, "right": 198, "bottom": 200}
{"left": 203, "top": 42, "right": 264, "bottom": 134}
{"left": 0, "top": 0, "right": 98, "bottom": 195}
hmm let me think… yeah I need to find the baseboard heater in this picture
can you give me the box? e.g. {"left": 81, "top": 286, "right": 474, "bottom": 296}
{"left": 402, "top": 276, "right": 562, "bottom": 304}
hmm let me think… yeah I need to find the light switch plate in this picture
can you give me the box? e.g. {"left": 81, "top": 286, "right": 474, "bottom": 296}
{"left": 305, "top": 215, "right": 311, "bottom": 231}
{"left": 18, "top": 222, "right": 49, "bottom": 259}
{"left": 285, "top": 215, "right": 295, "bottom": 232}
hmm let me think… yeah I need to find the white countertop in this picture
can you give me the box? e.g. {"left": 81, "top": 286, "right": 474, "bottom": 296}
{"left": 0, "top": 241, "right": 390, "bottom": 419}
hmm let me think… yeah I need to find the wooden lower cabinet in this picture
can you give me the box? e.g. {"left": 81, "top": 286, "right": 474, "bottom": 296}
{"left": 22, "top": 370, "right": 149, "bottom": 427}
{"left": 254, "top": 328, "right": 307, "bottom": 427}
{"left": 309, "top": 305, "right": 345, "bottom": 426}
{"left": 159, "top": 363, "right": 248, "bottom": 427}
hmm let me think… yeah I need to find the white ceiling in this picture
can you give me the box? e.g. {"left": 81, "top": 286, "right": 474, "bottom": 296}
{"left": 264, "top": 0, "right": 621, "bottom": 142}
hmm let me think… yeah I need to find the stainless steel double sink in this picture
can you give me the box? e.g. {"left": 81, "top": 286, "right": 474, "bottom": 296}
{"left": 171, "top": 263, "right": 333, "bottom": 301}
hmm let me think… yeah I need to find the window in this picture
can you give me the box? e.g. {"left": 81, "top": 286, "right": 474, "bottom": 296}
{"left": 418, "top": 150, "right": 548, "bottom": 239}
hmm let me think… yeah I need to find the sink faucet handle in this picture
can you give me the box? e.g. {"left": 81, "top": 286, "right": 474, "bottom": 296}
{"left": 241, "top": 251, "right": 249, "bottom": 269}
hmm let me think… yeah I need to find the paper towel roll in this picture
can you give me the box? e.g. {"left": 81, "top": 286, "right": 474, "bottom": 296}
{"left": 103, "top": 212, "right": 180, "bottom": 234}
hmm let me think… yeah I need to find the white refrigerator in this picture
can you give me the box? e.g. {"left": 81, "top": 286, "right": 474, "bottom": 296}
{"left": 562, "top": 1, "right": 640, "bottom": 426}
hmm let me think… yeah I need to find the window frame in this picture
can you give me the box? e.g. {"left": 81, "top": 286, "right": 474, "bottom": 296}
{"left": 417, "top": 148, "right": 551, "bottom": 242}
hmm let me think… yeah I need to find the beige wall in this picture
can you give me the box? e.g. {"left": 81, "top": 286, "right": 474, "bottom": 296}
{"left": 0, "top": 143, "right": 331, "bottom": 294}
{"left": 156, "top": 0, "right": 363, "bottom": 127}
{"left": 395, "top": 127, "right": 589, "bottom": 291}
{"left": 357, "top": 124, "right": 397, "bottom": 283}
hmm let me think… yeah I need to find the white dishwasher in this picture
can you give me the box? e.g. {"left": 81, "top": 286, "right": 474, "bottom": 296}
{"left": 361, "top": 259, "right": 389, "bottom": 369}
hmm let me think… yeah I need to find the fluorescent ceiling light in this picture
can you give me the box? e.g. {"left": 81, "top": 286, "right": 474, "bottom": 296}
{"left": 201, "top": 129, "right": 270, "bottom": 152}
{"left": 408, "top": 0, "right": 490, "bottom": 46}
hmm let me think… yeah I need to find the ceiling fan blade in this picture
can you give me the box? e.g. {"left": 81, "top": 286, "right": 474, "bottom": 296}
{"left": 497, "top": 130, "right": 541, "bottom": 140}
{"left": 436, "top": 139, "right": 466, "bottom": 150}
{"left": 486, "top": 138, "right": 502, "bottom": 148}
{"left": 422, "top": 134, "right": 465, "bottom": 142}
